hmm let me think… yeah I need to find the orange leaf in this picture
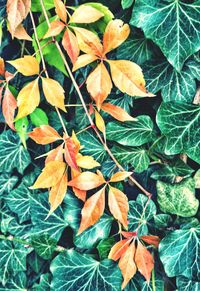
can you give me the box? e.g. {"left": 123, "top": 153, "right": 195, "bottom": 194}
{"left": 42, "top": 77, "right": 66, "bottom": 111}
{"left": 30, "top": 161, "right": 66, "bottom": 189}
{"left": 108, "top": 238, "right": 131, "bottom": 261}
{"left": 71, "top": 168, "right": 86, "bottom": 202}
{"left": 0, "top": 87, "right": 3, "bottom": 104}
{"left": 135, "top": 241, "right": 154, "bottom": 282}
{"left": 12, "top": 24, "right": 32, "bottom": 41}
{"left": 140, "top": 235, "right": 160, "bottom": 248}
{"left": 86, "top": 62, "right": 112, "bottom": 110}
{"left": 44, "top": 20, "right": 65, "bottom": 38}
{"left": 78, "top": 186, "right": 106, "bottom": 234}
{"left": 72, "top": 54, "right": 98, "bottom": 72}
{"left": 108, "top": 186, "right": 129, "bottom": 228}
{"left": 8, "top": 56, "right": 39, "bottom": 76}
{"left": 110, "top": 171, "right": 132, "bottom": 182}
{"left": 45, "top": 144, "right": 64, "bottom": 164}
{"left": 72, "top": 27, "right": 103, "bottom": 57}
{"left": 71, "top": 130, "right": 81, "bottom": 153}
{"left": 48, "top": 172, "right": 68, "bottom": 215}
{"left": 62, "top": 29, "right": 80, "bottom": 64}
{"left": 121, "top": 231, "right": 137, "bottom": 239}
{"left": 7, "top": 0, "right": 31, "bottom": 37}
{"left": 29, "top": 125, "right": 62, "bottom": 145}
{"left": 64, "top": 138, "right": 79, "bottom": 171}
{"left": 101, "top": 102, "right": 137, "bottom": 122}
{"left": 70, "top": 5, "right": 104, "bottom": 24}
{"left": 107, "top": 60, "right": 154, "bottom": 97}
{"left": 94, "top": 109, "right": 106, "bottom": 138}
{"left": 0, "top": 58, "right": 5, "bottom": 76}
{"left": 103, "top": 19, "right": 130, "bottom": 54}
{"left": 68, "top": 171, "right": 105, "bottom": 190}
{"left": 2, "top": 87, "right": 17, "bottom": 130}
{"left": 119, "top": 242, "right": 137, "bottom": 289}
{"left": 54, "top": 0, "right": 67, "bottom": 23}
{"left": 76, "top": 154, "right": 100, "bottom": 169}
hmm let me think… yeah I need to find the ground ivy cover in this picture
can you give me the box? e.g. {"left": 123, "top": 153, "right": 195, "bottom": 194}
{"left": 0, "top": 0, "right": 199, "bottom": 290}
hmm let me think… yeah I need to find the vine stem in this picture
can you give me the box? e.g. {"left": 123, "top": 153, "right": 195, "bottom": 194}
{"left": 39, "top": 0, "right": 151, "bottom": 197}
{"left": 29, "top": 11, "right": 68, "bottom": 137}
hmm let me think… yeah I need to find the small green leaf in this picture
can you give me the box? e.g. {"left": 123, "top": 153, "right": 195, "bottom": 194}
{"left": 121, "top": 0, "right": 133, "bottom": 9}
{"left": 32, "top": 273, "right": 51, "bottom": 291}
{"left": 97, "top": 237, "right": 115, "bottom": 260}
{"left": 30, "top": 108, "right": 49, "bottom": 127}
{"left": 31, "top": 0, "right": 54, "bottom": 12}
{"left": 31, "top": 233, "right": 57, "bottom": 260}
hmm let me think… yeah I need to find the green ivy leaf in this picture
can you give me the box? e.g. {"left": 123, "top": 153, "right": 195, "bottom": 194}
{"left": 0, "top": 130, "right": 31, "bottom": 174}
{"left": 157, "top": 102, "right": 200, "bottom": 163}
{"left": 63, "top": 192, "right": 82, "bottom": 231}
{"left": 176, "top": 276, "right": 200, "bottom": 291}
{"left": 131, "top": 0, "right": 200, "bottom": 71}
{"left": 0, "top": 272, "right": 27, "bottom": 290}
{"left": 30, "top": 108, "right": 49, "bottom": 127}
{"left": 121, "top": 0, "right": 133, "bottom": 9}
{"left": 0, "top": 174, "right": 18, "bottom": 197}
{"left": 159, "top": 224, "right": 200, "bottom": 278}
{"left": 50, "top": 250, "right": 122, "bottom": 291}
{"left": 32, "top": 273, "right": 51, "bottom": 291}
{"left": 194, "top": 169, "right": 200, "bottom": 188}
{"left": 97, "top": 237, "right": 115, "bottom": 260}
{"left": 106, "top": 116, "right": 154, "bottom": 146}
{"left": 157, "top": 178, "right": 199, "bottom": 217}
{"left": 112, "top": 145, "right": 150, "bottom": 173}
{"left": 31, "top": 233, "right": 57, "bottom": 260}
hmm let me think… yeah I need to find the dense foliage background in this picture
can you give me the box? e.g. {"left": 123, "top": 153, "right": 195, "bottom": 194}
{"left": 0, "top": 0, "right": 200, "bottom": 290}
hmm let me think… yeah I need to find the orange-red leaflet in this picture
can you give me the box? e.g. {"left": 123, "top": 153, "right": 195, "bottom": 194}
{"left": 29, "top": 125, "right": 62, "bottom": 145}
{"left": 2, "top": 86, "right": 17, "bottom": 131}
{"left": 45, "top": 144, "right": 64, "bottom": 164}
{"left": 68, "top": 171, "right": 106, "bottom": 190}
{"left": 110, "top": 171, "right": 132, "bottom": 182}
{"left": 108, "top": 238, "right": 132, "bottom": 261}
{"left": 140, "top": 235, "right": 160, "bottom": 248}
{"left": 64, "top": 137, "right": 79, "bottom": 171}
{"left": 101, "top": 102, "right": 137, "bottom": 122}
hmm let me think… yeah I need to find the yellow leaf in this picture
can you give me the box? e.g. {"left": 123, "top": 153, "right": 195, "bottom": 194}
{"left": 15, "top": 78, "right": 40, "bottom": 120}
{"left": 62, "top": 29, "right": 80, "bottom": 64}
{"left": 86, "top": 62, "right": 112, "bottom": 109}
{"left": 42, "top": 77, "right": 66, "bottom": 111}
{"left": 48, "top": 172, "right": 68, "bottom": 215}
{"left": 110, "top": 171, "right": 132, "bottom": 182}
{"left": 12, "top": 24, "right": 32, "bottom": 41}
{"left": 76, "top": 154, "right": 100, "bottom": 169}
{"left": 68, "top": 171, "right": 105, "bottom": 190}
{"left": 54, "top": 0, "right": 67, "bottom": 23}
{"left": 70, "top": 5, "right": 104, "bottom": 24}
{"left": 72, "top": 54, "right": 98, "bottom": 72}
{"left": 43, "top": 20, "right": 65, "bottom": 38}
{"left": 107, "top": 60, "right": 154, "bottom": 97}
{"left": 30, "top": 161, "right": 66, "bottom": 189}
{"left": 7, "top": 56, "right": 39, "bottom": 76}
{"left": 94, "top": 109, "right": 106, "bottom": 138}
{"left": 101, "top": 102, "right": 137, "bottom": 122}
{"left": 103, "top": 19, "right": 130, "bottom": 54}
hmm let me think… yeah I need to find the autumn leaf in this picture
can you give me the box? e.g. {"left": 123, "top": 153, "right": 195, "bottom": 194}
{"left": 62, "top": 29, "right": 80, "bottom": 64}
{"left": 15, "top": 78, "right": 40, "bottom": 120}
{"left": 70, "top": 5, "right": 104, "bottom": 24}
{"left": 0, "top": 87, "right": 3, "bottom": 104}
{"left": 45, "top": 144, "right": 64, "bottom": 164}
{"left": 119, "top": 242, "right": 137, "bottom": 289}
{"left": 7, "top": 0, "right": 31, "bottom": 37}
{"left": 54, "top": 0, "right": 67, "bottom": 23}
{"left": 48, "top": 172, "right": 68, "bottom": 215}
{"left": 107, "top": 60, "right": 154, "bottom": 97}
{"left": 71, "top": 169, "right": 87, "bottom": 202}
{"left": 86, "top": 62, "right": 112, "bottom": 109}
{"left": 11, "top": 24, "right": 32, "bottom": 41}
{"left": 68, "top": 171, "right": 105, "bottom": 190}
{"left": 101, "top": 102, "right": 137, "bottom": 122}
{"left": 30, "top": 161, "right": 66, "bottom": 189}
{"left": 0, "top": 57, "right": 5, "bottom": 76}
{"left": 73, "top": 27, "right": 103, "bottom": 57}
{"left": 94, "top": 109, "right": 106, "bottom": 138}
{"left": 42, "top": 77, "right": 66, "bottom": 111}
{"left": 121, "top": 231, "right": 137, "bottom": 239}
{"left": 76, "top": 154, "right": 100, "bottom": 169}
{"left": 140, "top": 235, "right": 160, "bottom": 248}
{"left": 103, "top": 19, "right": 130, "bottom": 54}
{"left": 7, "top": 56, "right": 39, "bottom": 76}
{"left": 64, "top": 138, "right": 79, "bottom": 171}
{"left": 44, "top": 20, "right": 65, "bottom": 38}
{"left": 78, "top": 186, "right": 106, "bottom": 234}
{"left": 2, "top": 86, "right": 17, "bottom": 130}
{"left": 29, "top": 125, "right": 62, "bottom": 145}
{"left": 108, "top": 186, "right": 129, "bottom": 228}
{"left": 135, "top": 240, "right": 154, "bottom": 282}
{"left": 72, "top": 54, "right": 98, "bottom": 71}
{"left": 108, "top": 238, "right": 131, "bottom": 261}
{"left": 110, "top": 171, "right": 132, "bottom": 182}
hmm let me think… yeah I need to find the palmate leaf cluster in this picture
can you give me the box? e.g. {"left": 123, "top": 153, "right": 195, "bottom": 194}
{"left": 0, "top": 0, "right": 200, "bottom": 290}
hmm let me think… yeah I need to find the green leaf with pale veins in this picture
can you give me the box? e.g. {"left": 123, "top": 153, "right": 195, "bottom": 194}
{"left": 131, "top": 0, "right": 200, "bottom": 71}
{"left": 0, "top": 272, "right": 27, "bottom": 290}
{"left": 50, "top": 250, "right": 122, "bottom": 291}
{"left": 31, "top": 233, "right": 57, "bottom": 260}
{"left": 63, "top": 192, "right": 82, "bottom": 231}
{"left": 156, "top": 102, "right": 200, "bottom": 163}
{"left": 157, "top": 178, "right": 199, "bottom": 217}
{"left": 176, "top": 276, "right": 200, "bottom": 291}
{"left": 0, "top": 130, "right": 31, "bottom": 174}
{"left": 159, "top": 224, "right": 200, "bottom": 278}
{"left": 32, "top": 273, "right": 51, "bottom": 291}
{"left": 106, "top": 116, "right": 154, "bottom": 147}
{"left": 0, "top": 174, "right": 18, "bottom": 197}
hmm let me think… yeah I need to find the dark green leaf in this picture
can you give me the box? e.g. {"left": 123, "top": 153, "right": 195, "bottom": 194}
{"left": 0, "top": 174, "right": 18, "bottom": 197}
{"left": 31, "top": 233, "right": 57, "bottom": 260}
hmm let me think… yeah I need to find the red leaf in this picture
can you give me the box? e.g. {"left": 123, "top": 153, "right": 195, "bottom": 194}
{"left": 2, "top": 87, "right": 17, "bottom": 130}
{"left": 140, "top": 235, "right": 160, "bottom": 248}
{"left": 64, "top": 138, "right": 79, "bottom": 171}
{"left": 62, "top": 29, "right": 80, "bottom": 64}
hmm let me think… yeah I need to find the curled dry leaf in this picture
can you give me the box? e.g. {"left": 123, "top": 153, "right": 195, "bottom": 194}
{"left": 108, "top": 238, "right": 131, "bottom": 261}
{"left": 78, "top": 186, "right": 106, "bottom": 234}
{"left": 42, "top": 77, "right": 66, "bottom": 111}
{"left": 30, "top": 161, "right": 66, "bottom": 189}
{"left": 70, "top": 5, "right": 104, "bottom": 24}
{"left": 2, "top": 86, "right": 17, "bottom": 130}
{"left": 16, "top": 78, "right": 40, "bottom": 120}
{"left": 110, "top": 171, "right": 132, "bottom": 182}
{"left": 72, "top": 54, "right": 98, "bottom": 72}
{"left": 86, "top": 62, "right": 112, "bottom": 109}
{"left": 108, "top": 186, "right": 129, "bottom": 228}
{"left": 54, "top": 0, "right": 67, "bottom": 23}
{"left": 7, "top": 56, "right": 39, "bottom": 76}
{"left": 29, "top": 125, "right": 62, "bottom": 145}
{"left": 62, "top": 29, "right": 80, "bottom": 64}
{"left": 103, "top": 19, "right": 130, "bottom": 54}
{"left": 76, "top": 154, "right": 100, "bottom": 169}
{"left": 68, "top": 171, "right": 105, "bottom": 190}
{"left": 44, "top": 20, "right": 65, "bottom": 38}
{"left": 101, "top": 102, "right": 137, "bottom": 122}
